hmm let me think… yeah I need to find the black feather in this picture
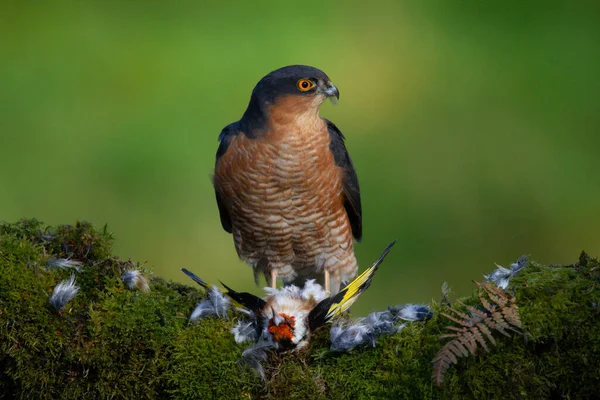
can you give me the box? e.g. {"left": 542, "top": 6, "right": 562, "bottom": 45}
{"left": 214, "top": 122, "right": 241, "bottom": 233}
{"left": 181, "top": 268, "right": 266, "bottom": 314}
{"left": 216, "top": 122, "right": 240, "bottom": 159}
{"left": 325, "top": 119, "right": 362, "bottom": 241}
{"left": 308, "top": 293, "right": 341, "bottom": 332}
{"left": 181, "top": 268, "right": 211, "bottom": 291}
{"left": 219, "top": 281, "right": 267, "bottom": 314}
{"left": 215, "top": 191, "right": 232, "bottom": 233}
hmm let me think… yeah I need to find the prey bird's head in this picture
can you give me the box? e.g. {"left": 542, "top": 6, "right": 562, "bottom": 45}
{"left": 241, "top": 65, "right": 339, "bottom": 131}
{"left": 267, "top": 308, "right": 297, "bottom": 350}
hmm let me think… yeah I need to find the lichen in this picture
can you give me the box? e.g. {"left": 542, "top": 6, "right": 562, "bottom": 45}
{"left": 1, "top": 219, "right": 599, "bottom": 399}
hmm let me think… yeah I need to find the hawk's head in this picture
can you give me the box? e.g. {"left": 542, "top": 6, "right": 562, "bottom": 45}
{"left": 253, "top": 65, "right": 339, "bottom": 104}
{"left": 241, "top": 65, "right": 339, "bottom": 132}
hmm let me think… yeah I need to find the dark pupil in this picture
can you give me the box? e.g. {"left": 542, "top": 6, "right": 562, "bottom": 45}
{"left": 301, "top": 81, "right": 309, "bottom": 88}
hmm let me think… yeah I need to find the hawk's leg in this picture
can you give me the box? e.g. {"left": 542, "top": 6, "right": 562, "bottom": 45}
{"left": 270, "top": 269, "right": 277, "bottom": 289}
{"left": 324, "top": 270, "right": 330, "bottom": 296}
{"left": 255, "top": 258, "right": 269, "bottom": 287}
{"left": 325, "top": 270, "right": 342, "bottom": 296}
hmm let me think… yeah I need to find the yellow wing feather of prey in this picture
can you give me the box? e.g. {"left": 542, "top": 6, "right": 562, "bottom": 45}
{"left": 324, "top": 262, "right": 379, "bottom": 320}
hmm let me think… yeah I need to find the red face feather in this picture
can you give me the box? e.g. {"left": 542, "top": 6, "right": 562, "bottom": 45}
{"left": 267, "top": 313, "right": 296, "bottom": 342}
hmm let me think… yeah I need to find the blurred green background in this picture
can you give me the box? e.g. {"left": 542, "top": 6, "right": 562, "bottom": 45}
{"left": 1, "top": 1, "right": 599, "bottom": 315}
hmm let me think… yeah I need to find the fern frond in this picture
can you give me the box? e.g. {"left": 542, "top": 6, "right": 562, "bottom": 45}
{"left": 502, "top": 306, "right": 522, "bottom": 328}
{"left": 469, "top": 325, "right": 489, "bottom": 351}
{"left": 463, "top": 303, "right": 488, "bottom": 321}
{"left": 432, "top": 282, "right": 522, "bottom": 387}
{"left": 489, "top": 311, "right": 512, "bottom": 336}
{"left": 446, "top": 306, "right": 472, "bottom": 322}
{"left": 441, "top": 310, "right": 472, "bottom": 327}
{"left": 476, "top": 323, "right": 496, "bottom": 346}
{"left": 479, "top": 282, "right": 511, "bottom": 308}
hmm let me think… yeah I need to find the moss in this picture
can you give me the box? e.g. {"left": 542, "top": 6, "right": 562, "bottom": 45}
{"left": 166, "top": 318, "right": 257, "bottom": 399}
{"left": 1, "top": 219, "right": 599, "bottom": 399}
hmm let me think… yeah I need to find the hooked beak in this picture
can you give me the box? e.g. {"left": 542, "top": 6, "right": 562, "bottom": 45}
{"left": 324, "top": 84, "right": 339, "bottom": 100}
{"left": 325, "top": 84, "right": 340, "bottom": 100}
{"left": 318, "top": 81, "right": 340, "bottom": 100}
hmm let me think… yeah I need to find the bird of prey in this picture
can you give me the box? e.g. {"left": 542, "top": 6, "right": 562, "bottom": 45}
{"left": 182, "top": 242, "right": 395, "bottom": 351}
{"left": 213, "top": 65, "right": 362, "bottom": 295}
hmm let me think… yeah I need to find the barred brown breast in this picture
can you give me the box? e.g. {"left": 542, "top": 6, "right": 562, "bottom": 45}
{"left": 213, "top": 65, "right": 362, "bottom": 295}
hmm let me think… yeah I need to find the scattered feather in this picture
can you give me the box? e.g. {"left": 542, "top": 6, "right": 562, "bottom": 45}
{"left": 232, "top": 320, "right": 259, "bottom": 343}
{"left": 46, "top": 258, "right": 83, "bottom": 271}
{"left": 330, "top": 322, "right": 375, "bottom": 352}
{"left": 330, "top": 304, "right": 431, "bottom": 352}
{"left": 511, "top": 255, "right": 529, "bottom": 271}
{"left": 485, "top": 255, "right": 529, "bottom": 289}
{"left": 240, "top": 341, "right": 276, "bottom": 380}
{"left": 441, "top": 282, "right": 451, "bottom": 305}
{"left": 189, "top": 286, "right": 231, "bottom": 321}
{"left": 389, "top": 304, "right": 433, "bottom": 321}
{"left": 299, "top": 279, "right": 329, "bottom": 302}
{"left": 363, "top": 310, "right": 398, "bottom": 337}
{"left": 40, "top": 233, "right": 56, "bottom": 243}
{"left": 121, "top": 269, "right": 150, "bottom": 293}
{"left": 263, "top": 279, "right": 328, "bottom": 303}
{"left": 49, "top": 274, "right": 80, "bottom": 311}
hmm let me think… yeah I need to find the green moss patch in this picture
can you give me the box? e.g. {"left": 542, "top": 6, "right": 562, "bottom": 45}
{"left": 1, "top": 219, "right": 599, "bottom": 399}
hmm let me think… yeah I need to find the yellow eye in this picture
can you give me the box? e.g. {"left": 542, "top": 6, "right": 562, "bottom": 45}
{"left": 297, "top": 79, "right": 314, "bottom": 92}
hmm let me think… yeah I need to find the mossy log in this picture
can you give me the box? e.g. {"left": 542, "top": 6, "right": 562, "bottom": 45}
{"left": 1, "top": 219, "right": 599, "bottom": 399}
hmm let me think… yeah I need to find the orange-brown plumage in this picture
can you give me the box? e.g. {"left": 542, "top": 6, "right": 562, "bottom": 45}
{"left": 267, "top": 313, "right": 296, "bottom": 343}
{"left": 213, "top": 65, "right": 361, "bottom": 294}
